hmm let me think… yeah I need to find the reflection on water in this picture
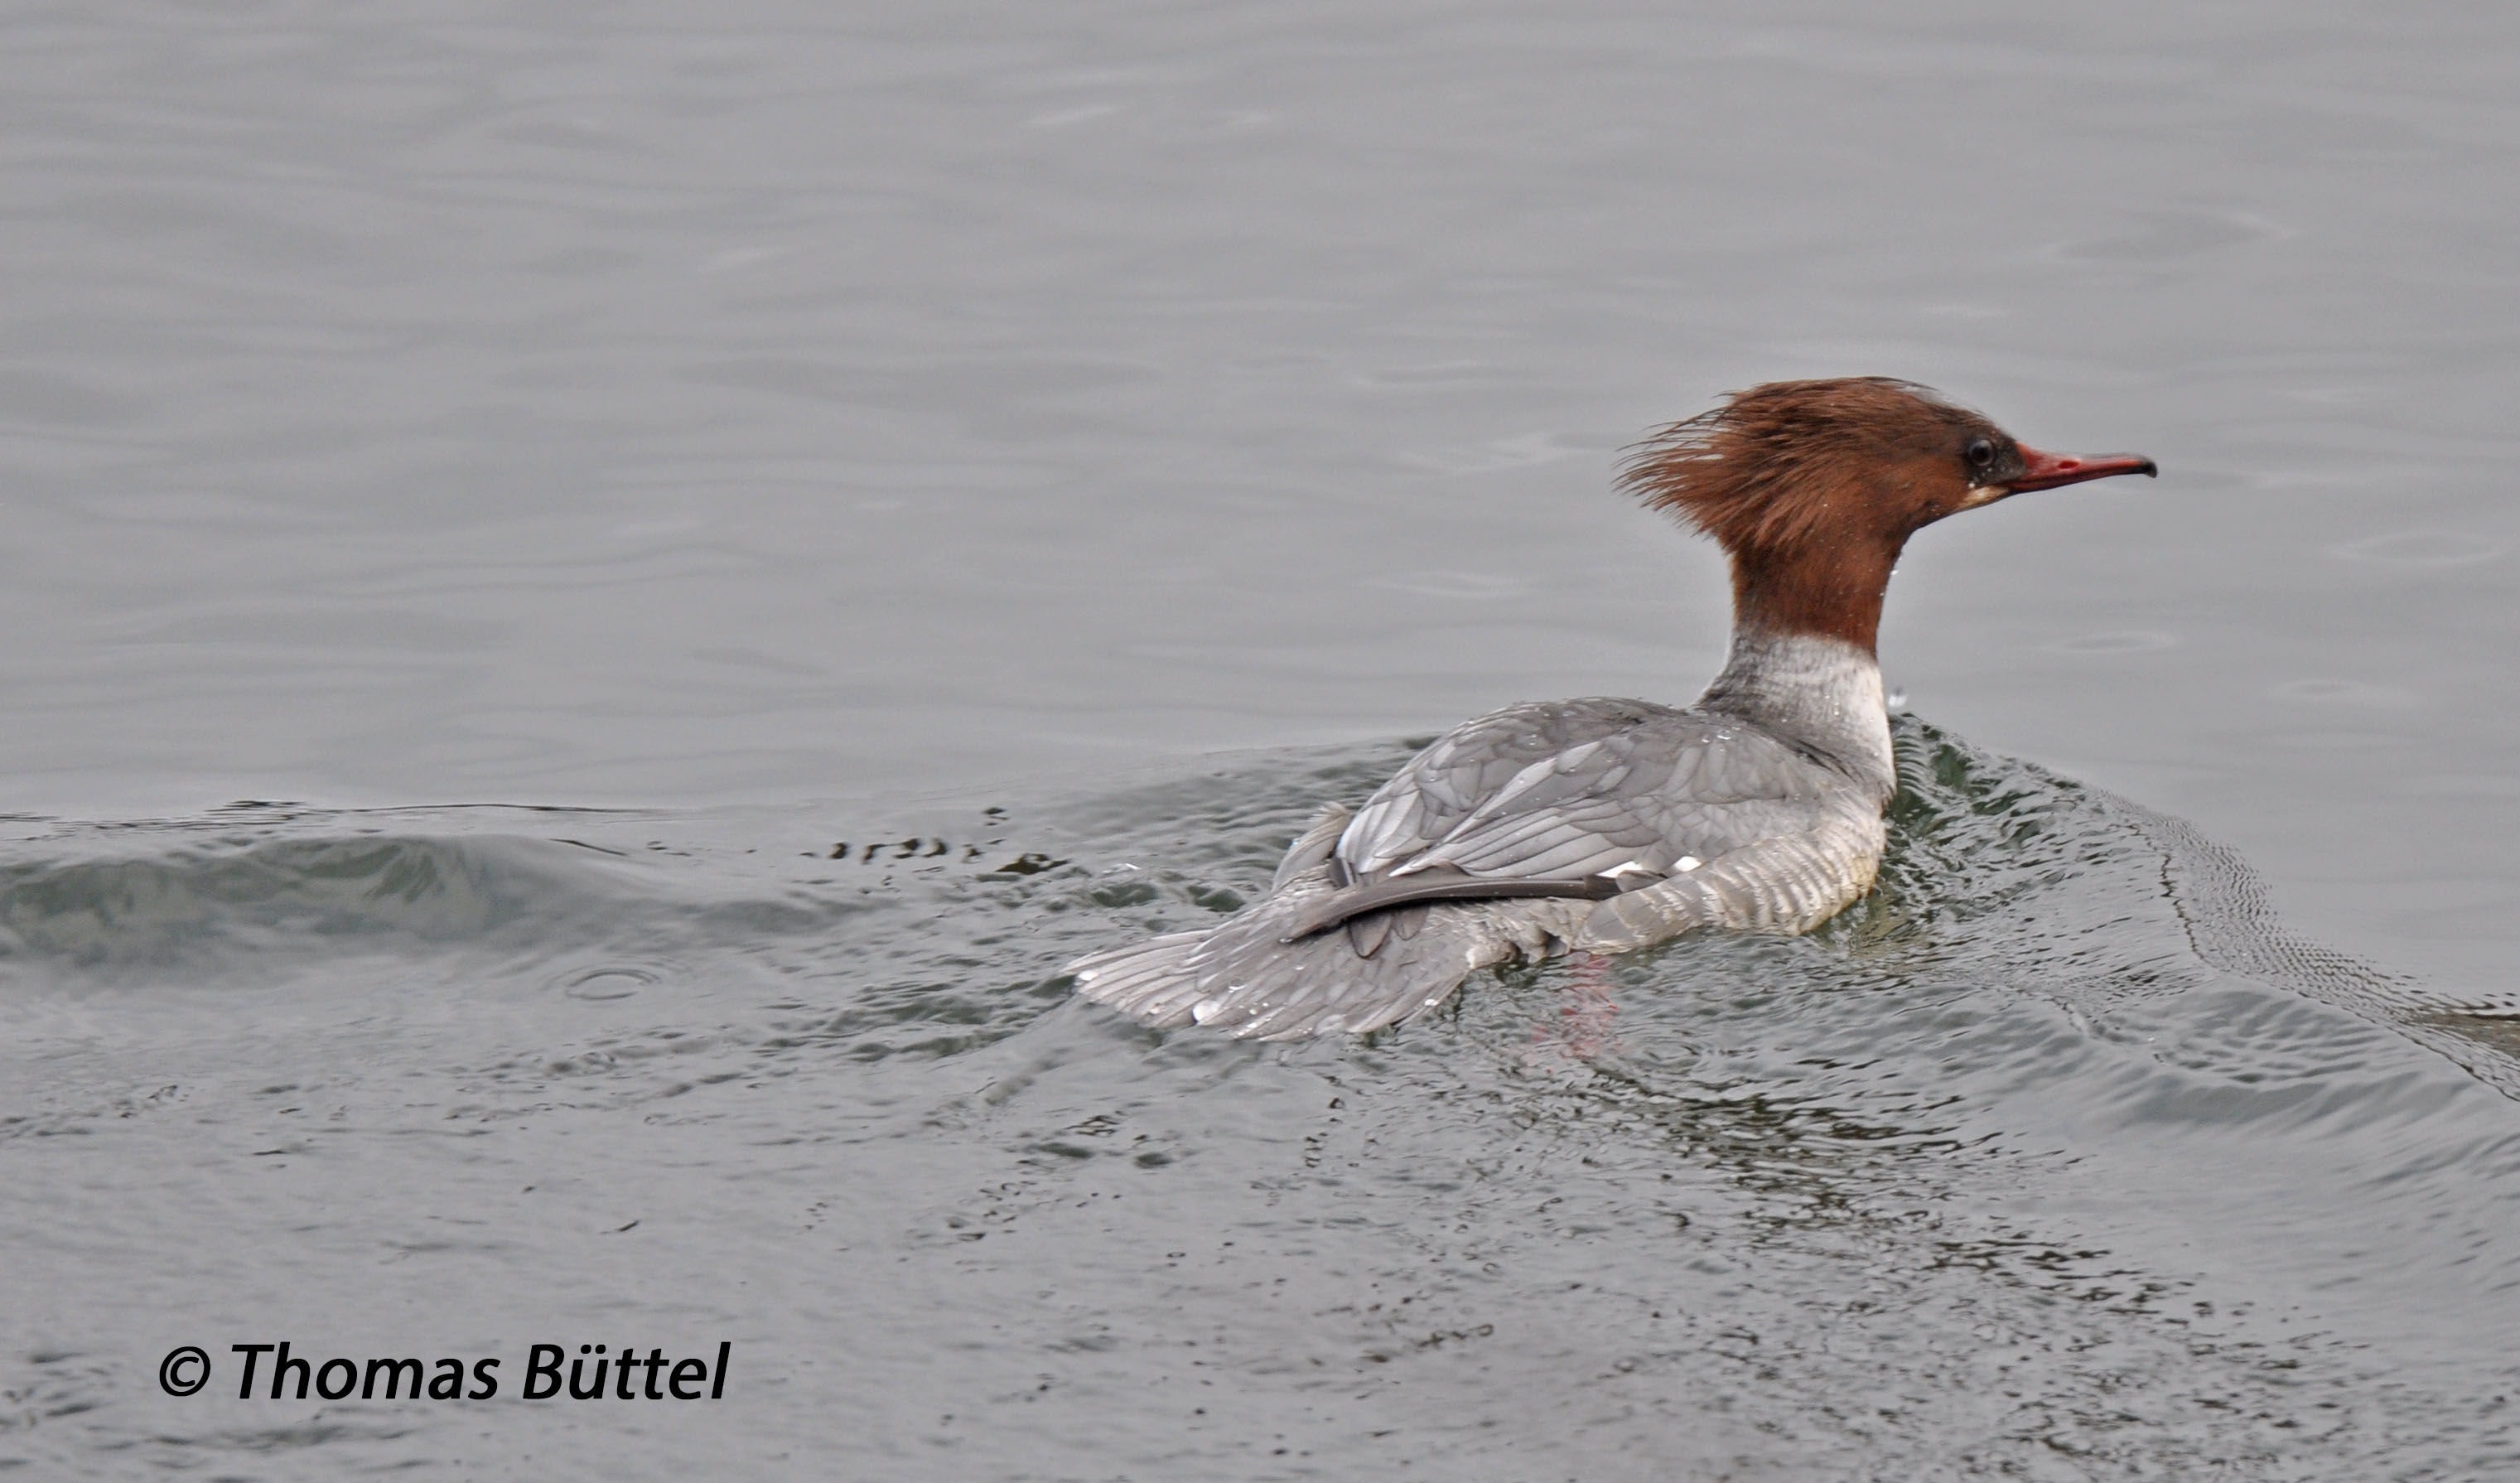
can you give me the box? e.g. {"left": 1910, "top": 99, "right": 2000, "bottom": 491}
{"left": 5, "top": 717, "right": 2517, "bottom": 1476}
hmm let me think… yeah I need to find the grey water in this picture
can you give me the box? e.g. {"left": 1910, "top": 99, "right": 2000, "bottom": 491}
{"left": 3, "top": 2, "right": 2517, "bottom": 1478}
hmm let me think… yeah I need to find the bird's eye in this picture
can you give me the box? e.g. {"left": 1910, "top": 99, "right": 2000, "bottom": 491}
{"left": 1964, "top": 437, "right": 1996, "bottom": 470}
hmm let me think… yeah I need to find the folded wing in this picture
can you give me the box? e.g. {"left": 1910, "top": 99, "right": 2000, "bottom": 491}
{"left": 1067, "top": 697, "right": 1876, "bottom": 1040}
{"left": 1332, "top": 697, "right": 1851, "bottom": 903}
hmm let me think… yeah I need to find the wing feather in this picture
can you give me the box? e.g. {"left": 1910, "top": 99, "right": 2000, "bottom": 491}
{"left": 1335, "top": 697, "right": 1852, "bottom": 892}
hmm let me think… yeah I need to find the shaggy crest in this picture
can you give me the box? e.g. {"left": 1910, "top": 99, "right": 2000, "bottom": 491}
{"left": 1618, "top": 377, "right": 1991, "bottom": 553}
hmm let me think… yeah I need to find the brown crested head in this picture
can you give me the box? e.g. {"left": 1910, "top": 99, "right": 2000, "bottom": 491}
{"left": 1618, "top": 377, "right": 2156, "bottom": 652}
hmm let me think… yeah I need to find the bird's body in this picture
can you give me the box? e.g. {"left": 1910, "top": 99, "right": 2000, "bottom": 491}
{"left": 1067, "top": 378, "right": 2156, "bottom": 1040}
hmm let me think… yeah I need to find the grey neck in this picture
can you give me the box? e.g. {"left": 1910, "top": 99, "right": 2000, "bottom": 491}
{"left": 1697, "top": 628, "right": 1897, "bottom": 802}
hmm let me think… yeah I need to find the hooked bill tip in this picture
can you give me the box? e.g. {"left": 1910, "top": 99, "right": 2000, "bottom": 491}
{"left": 2008, "top": 447, "right": 2159, "bottom": 493}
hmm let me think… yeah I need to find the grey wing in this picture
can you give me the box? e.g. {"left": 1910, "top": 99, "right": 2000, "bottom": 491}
{"left": 1335, "top": 698, "right": 1849, "bottom": 891}
{"left": 1069, "top": 700, "right": 1876, "bottom": 1041}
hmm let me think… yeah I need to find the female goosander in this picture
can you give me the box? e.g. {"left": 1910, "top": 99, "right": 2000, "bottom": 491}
{"left": 1067, "top": 377, "right": 2157, "bottom": 1040}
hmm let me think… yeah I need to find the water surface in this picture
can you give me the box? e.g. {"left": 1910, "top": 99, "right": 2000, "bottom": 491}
{"left": 3, "top": 2, "right": 2518, "bottom": 1477}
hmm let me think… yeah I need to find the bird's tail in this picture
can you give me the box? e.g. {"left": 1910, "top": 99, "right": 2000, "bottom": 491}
{"left": 1064, "top": 867, "right": 1574, "bottom": 1041}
